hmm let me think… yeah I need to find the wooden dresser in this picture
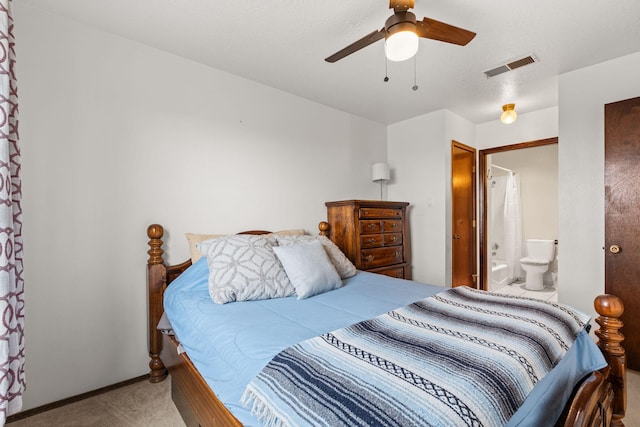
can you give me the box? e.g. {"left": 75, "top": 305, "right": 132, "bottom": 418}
{"left": 325, "top": 200, "right": 411, "bottom": 279}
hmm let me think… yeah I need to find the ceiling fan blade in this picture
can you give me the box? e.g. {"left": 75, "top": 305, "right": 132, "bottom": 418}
{"left": 325, "top": 29, "right": 385, "bottom": 63}
{"left": 416, "top": 17, "right": 476, "bottom": 46}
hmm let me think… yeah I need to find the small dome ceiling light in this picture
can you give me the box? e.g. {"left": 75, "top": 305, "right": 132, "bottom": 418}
{"left": 500, "top": 103, "right": 518, "bottom": 124}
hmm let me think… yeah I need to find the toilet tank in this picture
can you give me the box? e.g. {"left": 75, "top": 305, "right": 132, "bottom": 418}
{"left": 526, "top": 239, "right": 555, "bottom": 261}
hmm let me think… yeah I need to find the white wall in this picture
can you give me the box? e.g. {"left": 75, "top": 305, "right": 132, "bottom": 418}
{"left": 388, "top": 111, "right": 445, "bottom": 285}
{"left": 558, "top": 51, "right": 640, "bottom": 316}
{"left": 387, "top": 110, "right": 474, "bottom": 286}
{"left": 15, "top": 4, "right": 387, "bottom": 410}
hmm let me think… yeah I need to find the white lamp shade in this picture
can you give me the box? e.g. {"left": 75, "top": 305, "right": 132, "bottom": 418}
{"left": 384, "top": 31, "right": 419, "bottom": 62}
{"left": 371, "top": 163, "right": 391, "bottom": 182}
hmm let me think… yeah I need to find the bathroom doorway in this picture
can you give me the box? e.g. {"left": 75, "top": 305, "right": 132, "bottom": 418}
{"left": 479, "top": 138, "right": 558, "bottom": 297}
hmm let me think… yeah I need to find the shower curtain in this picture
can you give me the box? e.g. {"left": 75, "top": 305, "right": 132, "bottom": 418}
{"left": 503, "top": 173, "right": 523, "bottom": 281}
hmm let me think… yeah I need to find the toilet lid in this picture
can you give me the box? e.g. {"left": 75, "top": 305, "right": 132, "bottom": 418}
{"left": 520, "top": 257, "right": 549, "bottom": 265}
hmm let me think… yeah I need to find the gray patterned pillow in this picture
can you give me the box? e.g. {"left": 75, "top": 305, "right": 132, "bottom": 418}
{"left": 200, "top": 234, "right": 294, "bottom": 304}
{"left": 275, "top": 235, "right": 357, "bottom": 279}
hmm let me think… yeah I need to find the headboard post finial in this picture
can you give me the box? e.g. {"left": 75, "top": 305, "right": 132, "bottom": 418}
{"left": 147, "top": 224, "right": 165, "bottom": 265}
{"left": 319, "top": 221, "right": 329, "bottom": 236}
{"left": 594, "top": 294, "right": 626, "bottom": 426}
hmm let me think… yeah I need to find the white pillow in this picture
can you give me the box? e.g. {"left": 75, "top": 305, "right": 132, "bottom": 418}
{"left": 273, "top": 240, "right": 342, "bottom": 299}
{"left": 276, "top": 235, "right": 357, "bottom": 279}
{"left": 200, "top": 234, "right": 294, "bottom": 304}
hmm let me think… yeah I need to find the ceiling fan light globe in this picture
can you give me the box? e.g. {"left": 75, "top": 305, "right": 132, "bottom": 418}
{"left": 385, "top": 31, "right": 419, "bottom": 62}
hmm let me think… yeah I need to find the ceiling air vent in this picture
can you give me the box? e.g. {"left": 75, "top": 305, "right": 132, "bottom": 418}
{"left": 483, "top": 54, "right": 538, "bottom": 78}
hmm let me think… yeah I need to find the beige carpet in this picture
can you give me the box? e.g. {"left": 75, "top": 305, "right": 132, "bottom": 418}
{"left": 7, "top": 378, "right": 185, "bottom": 427}
{"left": 7, "top": 370, "right": 640, "bottom": 426}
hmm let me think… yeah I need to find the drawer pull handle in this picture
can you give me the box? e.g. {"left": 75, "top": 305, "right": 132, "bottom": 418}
{"left": 394, "top": 251, "right": 401, "bottom": 257}
{"left": 365, "top": 255, "right": 375, "bottom": 262}
{"left": 390, "top": 236, "right": 397, "bottom": 242}
{"left": 363, "top": 211, "right": 369, "bottom": 215}
{"left": 368, "top": 238, "right": 376, "bottom": 243}
{"left": 367, "top": 224, "right": 376, "bottom": 229}
{"left": 390, "top": 223, "right": 397, "bottom": 228}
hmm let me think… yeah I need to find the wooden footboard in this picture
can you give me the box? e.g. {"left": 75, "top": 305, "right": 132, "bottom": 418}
{"left": 595, "top": 295, "right": 626, "bottom": 427}
{"left": 562, "top": 295, "right": 626, "bottom": 426}
{"left": 146, "top": 223, "right": 626, "bottom": 427}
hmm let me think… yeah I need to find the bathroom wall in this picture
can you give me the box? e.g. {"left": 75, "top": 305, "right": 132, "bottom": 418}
{"left": 489, "top": 144, "right": 558, "bottom": 243}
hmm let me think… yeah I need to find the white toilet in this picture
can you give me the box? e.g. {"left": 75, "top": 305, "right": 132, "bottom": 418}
{"left": 520, "top": 239, "right": 555, "bottom": 291}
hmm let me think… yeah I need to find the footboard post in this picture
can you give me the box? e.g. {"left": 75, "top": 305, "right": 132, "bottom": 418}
{"left": 147, "top": 224, "right": 168, "bottom": 383}
{"left": 594, "top": 294, "right": 625, "bottom": 427}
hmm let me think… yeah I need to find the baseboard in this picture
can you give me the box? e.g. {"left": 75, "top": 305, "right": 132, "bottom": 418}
{"left": 6, "top": 374, "right": 149, "bottom": 423}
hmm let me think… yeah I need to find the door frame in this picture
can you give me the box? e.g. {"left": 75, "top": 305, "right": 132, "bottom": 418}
{"left": 478, "top": 137, "right": 558, "bottom": 290}
{"left": 451, "top": 140, "right": 477, "bottom": 288}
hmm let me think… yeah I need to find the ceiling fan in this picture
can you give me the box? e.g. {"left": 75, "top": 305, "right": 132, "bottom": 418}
{"left": 325, "top": 0, "right": 476, "bottom": 63}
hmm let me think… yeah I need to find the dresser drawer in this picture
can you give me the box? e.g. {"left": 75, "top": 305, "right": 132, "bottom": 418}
{"left": 359, "top": 220, "right": 382, "bottom": 234}
{"left": 360, "top": 247, "right": 403, "bottom": 269}
{"left": 384, "top": 233, "right": 402, "bottom": 246}
{"left": 361, "top": 233, "right": 402, "bottom": 248}
{"left": 359, "top": 208, "right": 403, "bottom": 219}
{"left": 383, "top": 220, "right": 402, "bottom": 233}
{"left": 368, "top": 265, "right": 405, "bottom": 279}
{"left": 360, "top": 234, "right": 383, "bottom": 248}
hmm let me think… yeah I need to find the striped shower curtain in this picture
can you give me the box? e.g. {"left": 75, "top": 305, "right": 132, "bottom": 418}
{"left": 0, "top": 0, "right": 24, "bottom": 423}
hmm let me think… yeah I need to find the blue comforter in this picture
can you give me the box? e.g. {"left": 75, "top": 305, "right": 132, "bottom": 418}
{"left": 164, "top": 258, "right": 606, "bottom": 426}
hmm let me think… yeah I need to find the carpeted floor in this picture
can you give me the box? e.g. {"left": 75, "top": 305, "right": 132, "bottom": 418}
{"left": 7, "top": 370, "right": 640, "bottom": 426}
{"left": 7, "top": 378, "right": 185, "bottom": 427}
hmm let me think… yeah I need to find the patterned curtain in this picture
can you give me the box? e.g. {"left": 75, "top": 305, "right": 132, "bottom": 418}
{"left": 0, "top": 0, "right": 24, "bottom": 422}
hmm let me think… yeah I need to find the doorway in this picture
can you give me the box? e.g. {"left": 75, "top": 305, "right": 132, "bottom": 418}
{"left": 451, "top": 141, "right": 477, "bottom": 288}
{"left": 479, "top": 138, "right": 558, "bottom": 293}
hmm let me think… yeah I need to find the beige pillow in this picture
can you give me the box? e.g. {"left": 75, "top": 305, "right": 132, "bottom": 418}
{"left": 186, "top": 233, "right": 225, "bottom": 264}
{"left": 186, "top": 229, "right": 305, "bottom": 263}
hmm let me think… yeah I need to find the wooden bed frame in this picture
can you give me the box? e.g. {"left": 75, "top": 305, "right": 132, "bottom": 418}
{"left": 146, "top": 223, "right": 627, "bottom": 427}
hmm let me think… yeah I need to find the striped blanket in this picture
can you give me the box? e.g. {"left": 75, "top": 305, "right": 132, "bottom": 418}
{"left": 242, "top": 287, "right": 590, "bottom": 427}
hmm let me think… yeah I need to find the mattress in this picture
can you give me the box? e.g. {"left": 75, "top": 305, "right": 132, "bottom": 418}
{"left": 164, "top": 258, "right": 606, "bottom": 426}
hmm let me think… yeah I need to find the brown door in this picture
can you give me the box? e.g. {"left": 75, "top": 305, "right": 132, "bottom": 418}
{"left": 452, "top": 141, "right": 477, "bottom": 288}
{"left": 605, "top": 96, "right": 640, "bottom": 371}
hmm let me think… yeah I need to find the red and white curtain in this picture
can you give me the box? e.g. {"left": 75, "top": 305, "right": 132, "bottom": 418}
{"left": 0, "top": 0, "right": 24, "bottom": 423}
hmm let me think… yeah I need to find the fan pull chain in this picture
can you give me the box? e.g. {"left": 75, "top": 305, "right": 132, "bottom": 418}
{"left": 412, "top": 56, "right": 419, "bottom": 91}
{"left": 384, "top": 57, "right": 389, "bottom": 82}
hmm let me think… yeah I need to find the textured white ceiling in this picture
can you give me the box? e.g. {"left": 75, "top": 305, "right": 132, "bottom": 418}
{"left": 20, "top": 0, "right": 640, "bottom": 124}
